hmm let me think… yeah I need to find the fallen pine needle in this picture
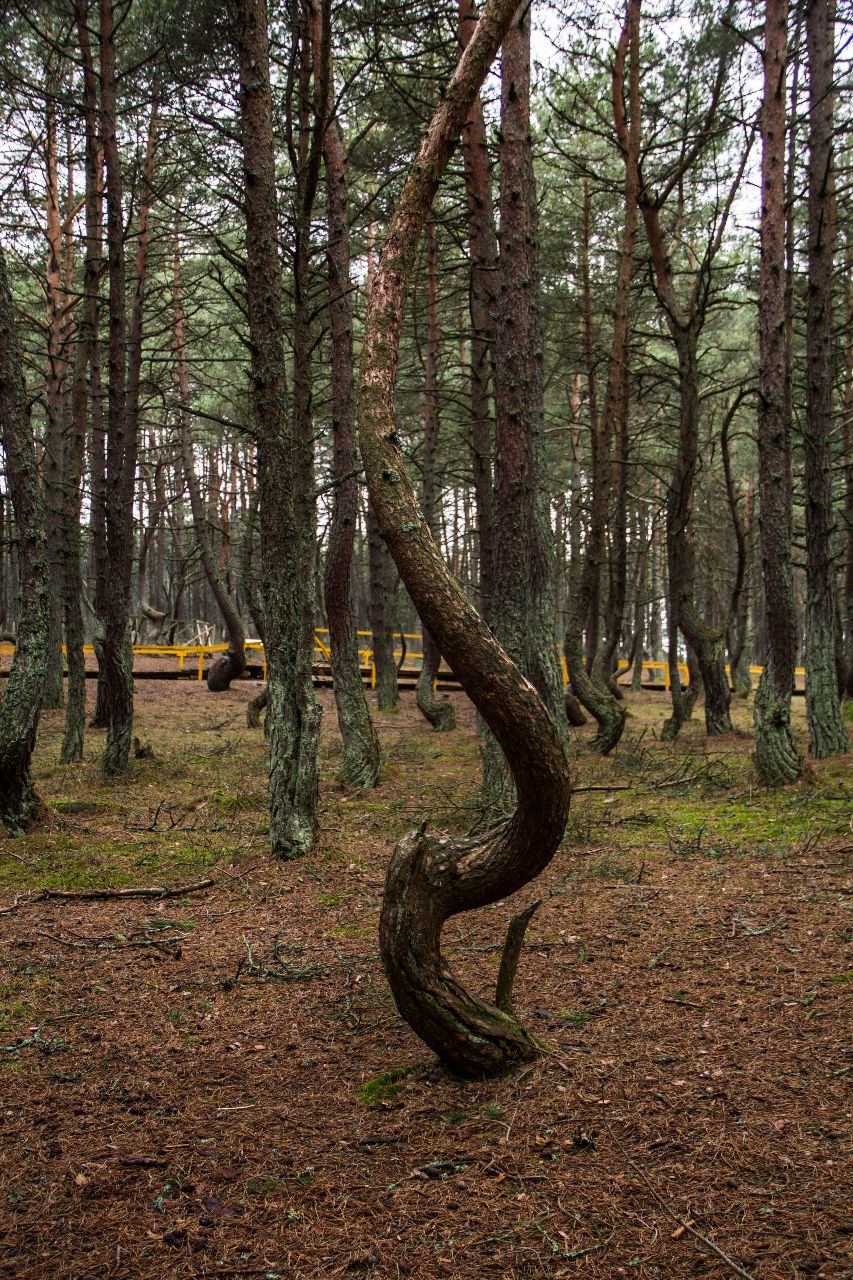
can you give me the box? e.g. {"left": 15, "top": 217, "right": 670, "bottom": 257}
{"left": 598, "top": 1113, "right": 755, "bottom": 1280}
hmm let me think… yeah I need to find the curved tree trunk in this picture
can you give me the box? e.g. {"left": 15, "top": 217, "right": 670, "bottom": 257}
{"left": 565, "top": 625, "right": 625, "bottom": 753}
{"left": 357, "top": 0, "right": 571, "bottom": 1078}
{"left": 0, "top": 246, "right": 49, "bottom": 832}
{"left": 172, "top": 223, "right": 246, "bottom": 693}
{"left": 311, "top": 12, "right": 380, "bottom": 787}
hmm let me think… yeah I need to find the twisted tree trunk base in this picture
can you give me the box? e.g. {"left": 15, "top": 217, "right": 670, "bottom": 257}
{"left": 207, "top": 646, "right": 247, "bottom": 692}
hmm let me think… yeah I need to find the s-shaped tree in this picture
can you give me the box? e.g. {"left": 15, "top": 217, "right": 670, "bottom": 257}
{"left": 357, "top": 0, "right": 572, "bottom": 1078}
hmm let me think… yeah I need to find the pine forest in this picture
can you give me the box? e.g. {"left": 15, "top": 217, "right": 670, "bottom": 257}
{"left": 0, "top": 0, "right": 850, "bottom": 1275}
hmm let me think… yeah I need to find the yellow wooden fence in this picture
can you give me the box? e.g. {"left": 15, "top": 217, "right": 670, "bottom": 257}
{"left": 0, "top": 636, "right": 806, "bottom": 690}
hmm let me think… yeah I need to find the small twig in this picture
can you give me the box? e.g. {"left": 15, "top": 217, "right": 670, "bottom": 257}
{"left": 572, "top": 783, "right": 632, "bottom": 793}
{"left": 36, "top": 929, "right": 186, "bottom": 958}
{"left": 599, "top": 1114, "right": 755, "bottom": 1280}
{"left": 3, "top": 849, "right": 37, "bottom": 866}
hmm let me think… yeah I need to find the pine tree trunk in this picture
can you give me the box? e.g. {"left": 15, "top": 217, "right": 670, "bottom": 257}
{"left": 357, "top": 0, "right": 570, "bottom": 1076}
{"left": 0, "top": 246, "right": 49, "bottom": 832}
{"left": 367, "top": 502, "right": 399, "bottom": 711}
{"left": 842, "top": 256, "right": 853, "bottom": 698}
{"left": 665, "top": 329, "right": 733, "bottom": 737}
{"left": 173, "top": 224, "right": 246, "bottom": 692}
{"left": 484, "top": 2, "right": 568, "bottom": 801}
{"left": 415, "top": 221, "right": 456, "bottom": 732}
{"left": 62, "top": 0, "right": 102, "bottom": 763}
{"left": 42, "top": 69, "right": 66, "bottom": 712}
{"left": 459, "top": 0, "right": 497, "bottom": 624}
{"left": 312, "top": 11, "right": 380, "bottom": 787}
{"left": 803, "top": 0, "right": 848, "bottom": 755}
{"left": 233, "top": 0, "right": 321, "bottom": 856}
{"left": 565, "top": 182, "right": 626, "bottom": 755}
{"left": 754, "top": 70, "right": 802, "bottom": 785}
{"left": 99, "top": 0, "right": 135, "bottom": 775}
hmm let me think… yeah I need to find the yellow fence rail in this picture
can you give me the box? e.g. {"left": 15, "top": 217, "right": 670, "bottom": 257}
{"left": 0, "top": 636, "right": 807, "bottom": 691}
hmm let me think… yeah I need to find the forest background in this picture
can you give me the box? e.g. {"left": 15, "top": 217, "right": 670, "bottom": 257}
{"left": 0, "top": 1, "right": 851, "bottom": 1275}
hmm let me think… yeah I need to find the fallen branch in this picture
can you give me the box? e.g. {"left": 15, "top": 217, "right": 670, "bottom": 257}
{"left": 572, "top": 784, "right": 632, "bottom": 793}
{"left": 37, "top": 878, "right": 215, "bottom": 902}
{"left": 36, "top": 929, "right": 186, "bottom": 959}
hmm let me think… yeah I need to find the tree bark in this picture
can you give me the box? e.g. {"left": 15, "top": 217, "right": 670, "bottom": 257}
{"left": 232, "top": 0, "right": 322, "bottom": 857}
{"left": 172, "top": 223, "right": 246, "bottom": 692}
{"left": 357, "top": 0, "right": 571, "bottom": 1077}
{"left": 564, "top": 181, "right": 626, "bottom": 755}
{"left": 803, "top": 0, "right": 848, "bottom": 755}
{"left": 0, "top": 246, "right": 49, "bottom": 832}
{"left": 311, "top": 6, "right": 381, "bottom": 787}
{"left": 41, "top": 57, "right": 67, "bottom": 711}
{"left": 483, "top": 1, "right": 569, "bottom": 802}
{"left": 754, "top": 0, "right": 800, "bottom": 785}
{"left": 602, "top": 0, "right": 641, "bottom": 692}
{"left": 415, "top": 221, "right": 456, "bottom": 732}
{"left": 459, "top": 0, "right": 497, "bottom": 625}
{"left": 98, "top": 3, "right": 157, "bottom": 775}
{"left": 367, "top": 501, "right": 399, "bottom": 711}
{"left": 842, "top": 251, "right": 853, "bottom": 698}
{"left": 62, "top": 0, "right": 102, "bottom": 763}
{"left": 98, "top": 0, "right": 133, "bottom": 774}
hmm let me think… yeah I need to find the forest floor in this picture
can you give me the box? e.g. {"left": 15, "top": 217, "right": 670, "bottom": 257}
{"left": 0, "top": 680, "right": 851, "bottom": 1280}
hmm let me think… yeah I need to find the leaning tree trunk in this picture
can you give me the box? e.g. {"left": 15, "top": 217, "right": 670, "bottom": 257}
{"left": 173, "top": 223, "right": 246, "bottom": 692}
{"left": 357, "top": 0, "right": 571, "bottom": 1078}
{"left": 802, "top": 0, "right": 848, "bottom": 756}
{"left": 415, "top": 221, "right": 456, "bottom": 732}
{"left": 0, "top": 246, "right": 49, "bottom": 832}
{"left": 311, "top": 9, "right": 381, "bottom": 787}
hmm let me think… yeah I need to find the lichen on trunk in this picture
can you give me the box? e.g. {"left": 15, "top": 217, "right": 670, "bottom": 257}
{"left": 0, "top": 245, "right": 50, "bottom": 832}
